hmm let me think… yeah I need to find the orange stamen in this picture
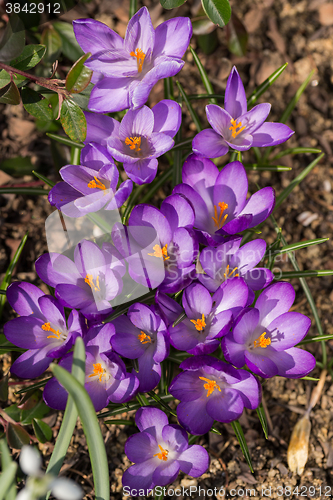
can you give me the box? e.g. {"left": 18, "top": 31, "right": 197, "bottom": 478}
{"left": 130, "top": 48, "right": 146, "bottom": 72}
{"left": 153, "top": 444, "right": 169, "bottom": 461}
{"left": 88, "top": 363, "right": 107, "bottom": 382}
{"left": 84, "top": 274, "right": 100, "bottom": 292}
{"left": 199, "top": 376, "right": 221, "bottom": 397}
{"left": 87, "top": 176, "right": 106, "bottom": 190}
{"left": 190, "top": 313, "right": 206, "bottom": 332}
{"left": 212, "top": 202, "right": 229, "bottom": 229}
{"left": 41, "top": 321, "right": 61, "bottom": 340}
{"left": 125, "top": 136, "right": 141, "bottom": 152}
{"left": 148, "top": 244, "right": 170, "bottom": 261}
{"left": 223, "top": 264, "right": 239, "bottom": 279}
{"left": 229, "top": 118, "right": 246, "bottom": 138}
{"left": 253, "top": 332, "right": 271, "bottom": 349}
{"left": 138, "top": 331, "right": 152, "bottom": 344}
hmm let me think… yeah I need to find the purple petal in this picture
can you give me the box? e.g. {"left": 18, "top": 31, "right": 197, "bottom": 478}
{"left": 222, "top": 214, "right": 253, "bottom": 234}
{"left": 169, "top": 320, "right": 200, "bottom": 352}
{"left": 124, "top": 157, "right": 158, "bottom": 185}
{"left": 125, "top": 431, "right": 157, "bottom": 463}
{"left": 153, "top": 17, "right": 192, "bottom": 59}
{"left": 88, "top": 77, "right": 130, "bottom": 113}
{"left": 106, "top": 179, "right": 133, "bottom": 210}
{"left": 124, "top": 7, "right": 155, "bottom": 58}
{"left": 85, "top": 322, "right": 114, "bottom": 352}
{"left": 222, "top": 334, "right": 246, "bottom": 367}
{"left": 4, "top": 317, "right": 48, "bottom": 349}
{"left": 148, "top": 132, "right": 175, "bottom": 157}
{"left": 245, "top": 350, "right": 279, "bottom": 378}
{"left": 178, "top": 445, "right": 209, "bottom": 476}
{"left": 244, "top": 268, "right": 274, "bottom": 291}
{"left": 256, "top": 282, "right": 295, "bottom": 327}
{"left": 55, "top": 284, "right": 92, "bottom": 309}
{"left": 11, "top": 347, "right": 52, "bottom": 379}
{"left": 48, "top": 182, "right": 80, "bottom": 210}
{"left": 86, "top": 48, "right": 137, "bottom": 78}
{"left": 231, "top": 370, "right": 261, "bottom": 409}
{"left": 119, "top": 106, "right": 154, "bottom": 139}
{"left": 212, "top": 278, "right": 249, "bottom": 316}
{"left": 129, "top": 205, "right": 172, "bottom": 245}
{"left": 233, "top": 307, "right": 259, "bottom": 344}
{"left": 169, "top": 370, "right": 205, "bottom": 402}
{"left": 225, "top": 134, "right": 253, "bottom": 151}
{"left": 224, "top": 66, "right": 247, "bottom": 118}
{"left": 43, "top": 375, "right": 68, "bottom": 410}
{"left": 136, "top": 406, "right": 169, "bottom": 438}
{"left": 206, "top": 389, "right": 244, "bottom": 422}
{"left": 35, "top": 253, "right": 81, "bottom": 287}
{"left": 155, "top": 291, "right": 183, "bottom": 327}
{"left": 182, "top": 154, "right": 218, "bottom": 200}
{"left": 122, "top": 458, "right": 156, "bottom": 491}
{"left": 160, "top": 194, "right": 195, "bottom": 232}
{"left": 206, "top": 104, "right": 233, "bottom": 136}
{"left": 152, "top": 459, "right": 180, "bottom": 487}
{"left": 199, "top": 238, "right": 241, "bottom": 280}
{"left": 81, "top": 143, "right": 116, "bottom": 170}
{"left": 172, "top": 183, "right": 212, "bottom": 234}
{"left": 73, "top": 18, "right": 123, "bottom": 54}
{"left": 177, "top": 398, "right": 213, "bottom": 435}
{"left": 192, "top": 129, "right": 229, "bottom": 158}
{"left": 112, "top": 331, "right": 145, "bottom": 359}
{"left": 267, "top": 312, "right": 311, "bottom": 351}
{"left": 6, "top": 281, "right": 44, "bottom": 316}
{"left": 84, "top": 112, "right": 119, "bottom": 147}
{"left": 183, "top": 283, "right": 212, "bottom": 318}
{"left": 274, "top": 347, "right": 316, "bottom": 378}
{"left": 251, "top": 122, "right": 294, "bottom": 147}
{"left": 162, "top": 424, "right": 188, "bottom": 454}
{"left": 137, "top": 350, "right": 161, "bottom": 392}
{"left": 152, "top": 99, "right": 181, "bottom": 137}
{"left": 109, "top": 371, "right": 139, "bottom": 404}
{"left": 238, "top": 187, "right": 275, "bottom": 228}
{"left": 85, "top": 379, "right": 109, "bottom": 411}
{"left": 230, "top": 239, "right": 266, "bottom": 272}
{"left": 38, "top": 295, "right": 65, "bottom": 328}
{"left": 238, "top": 103, "right": 271, "bottom": 134}
{"left": 74, "top": 239, "right": 106, "bottom": 276}
{"left": 213, "top": 161, "right": 248, "bottom": 217}
{"left": 154, "top": 331, "right": 169, "bottom": 363}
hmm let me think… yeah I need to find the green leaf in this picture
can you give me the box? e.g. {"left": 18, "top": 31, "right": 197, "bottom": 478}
{"left": 15, "top": 377, "right": 53, "bottom": 395}
{"left": 275, "top": 153, "right": 324, "bottom": 210}
{"left": 272, "top": 147, "right": 322, "bottom": 160}
{"left": 244, "top": 164, "right": 291, "bottom": 172}
{"left": 231, "top": 420, "right": 254, "bottom": 472}
{"left": 0, "top": 156, "right": 34, "bottom": 176}
{"left": 46, "top": 132, "right": 84, "bottom": 149}
{"left": 201, "top": 0, "right": 231, "bottom": 28}
{"left": 50, "top": 358, "right": 110, "bottom": 500}
{"left": 20, "top": 391, "right": 50, "bottom": 425}
{"left": 60, "top": 99, "right": 87, "bottom": 143}
{"left": 6, "top": 422, "right": 30, "bottom": 449}
{"left": 0, "top": 70, "right": 26, "bottom": 90}
{"left": 104, "top": 419, "right": 135, "bottom": 426}
{"left": 0, "top": 187, "right": 47, "bottom": 195}
{"left": 176, "top": 80, "right": 201, "bottom": 132}
{"left": 0, "top": 461, "right": 17, "bottom": 500}
{"left": 32, "top": 171, "right": 55, "bottom": 188}
{"left": 247, "top": 63, "right": 288, "bottom": 108}
{"left": 71, "top": 82, "right": 93, "bottom": 111}
{"left": 21, "top": 88, "right": 53, "bottom": 121}
{"left": 189, "top": 46, "right": 217, "bottom": 105}
{"left": 267, "top": 237, "right": 329, "bottom": 257}
{"left": 65, "top": 52, "right": 93, "bottom": 93}
{"left": 4, "top": 405, "right": 21, "bottom": 422}
{"left": 53, "top": 22, "right": 84, "bottom": 62}
{"left": 10, "top": 44, "right": 46, "bottom": 71}
{"left": 0, "top": 82, "right": 20, "bottom": 105}
{"left": 256, "top": 404, "right": 268, "bottom": 439}
{"left": 32, "top": 419, "right": 53, "bottom": 443}
{"left": 0, "top": 439, "right": 16, "bottom": 500}
{"left": 0, "top": 232, "right": 28, "bottom": 319}
{"left": 160, "top": 0, "right": 187, "bottom": 8}
{"left": 299, "top": 334, "right": 333, "bottom": 346}
{"left": 40, "top": 27, "right": 62, "bottom": 65}
{"left": 226, "top": 13, "right": 248, "bottom": 57}
{"left": 0, "top": 15, "right": 25, "bottom": 62}
{"left": 275, "top": 270, "right": 333, "bottom": 279}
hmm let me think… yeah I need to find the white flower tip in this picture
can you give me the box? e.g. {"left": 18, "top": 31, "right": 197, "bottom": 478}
{"left": 20, "top": 446, "right": 42, "bottom": 476}
{"left": 51, "top": 478, "right": 84, "bottom": 500}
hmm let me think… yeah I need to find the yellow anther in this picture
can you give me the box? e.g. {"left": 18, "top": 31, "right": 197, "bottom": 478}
{"left": 125, "top": 136, "right": 142, "bottom": 152}
{"left": 148, "top": 244, "right": 170, "bottom": 261}
{"left": 223, "top": 264, "right": 239, "bottom": 279}
{"left": 87, "top": 176, "right": 106, "bottom": 190}
{"left": 130, "top": 48, "right": 146, "bottom": 72}
{"left": 88, "top": 363, "right": 107, "bottom": 382}
{"left": 199, "top": 376, "right": 221, "bottom": 397}
{"left": 212, "top": 202, "right": 229, "bottom": 229}
{"left": 253, "top": 332, "right": 271, "bottom": 349}
{"left": 84, "top": 274, "right": 101, "bottom": 292}
{"left": 229, "top": 118, "right": 246, "bottom": 138}
{"left": 190, "top": 313, "right": 206, "bottom": 332}
{"left": 138, "top": 331, "right": 152, "bottom": 344}
{"left": 153, "top": 444, "right": 169, "bottom": 461}
{"left": 41, "top": 321, "right": 61, "bottom": 340}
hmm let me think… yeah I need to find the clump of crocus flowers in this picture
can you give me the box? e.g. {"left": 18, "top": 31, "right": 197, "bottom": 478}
{"left": 4, "top": 6, "right": 316, "bottom": 493}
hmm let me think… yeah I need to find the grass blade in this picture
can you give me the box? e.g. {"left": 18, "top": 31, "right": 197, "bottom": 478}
{"left": 275, "top": 153, "right": 324, "bottom": 210}
{"left": 244, "top": 164, "right": 291, "bottom": 172}
{"left": 0, "top": 232, "right": 28, "bottom": 319}
{"left": 275, "top": 270, "right": 333, "bottom": 279}
{"left": 104, "top": 419, "right": 135, "bottom": 426}
{"left": 299, "top": 334, "right": 333, "bottom": 346}
{"left": 256, "top": 404, "right": 268, "bottom": 439}
{"left": 0, "top": 440, "right": 16, "bottom": 500}
{"left": 164, "top": 77, "right": 174, "bottom": 100}
{"left": 129, "top": 0, "right": 137, "bottom": 18}
{"left": 231, "top": 420, "right": 254, "bottom": 472}
{"left": 188, "top": 93, "right": 223, "bottom": 100}
{"left": 272, "top": 147, "right": 322, "bottom": 160}
{"left": 189, "top": 46, "right": 217, "bottom": 104}
{"left": 247, "top": 63, "right": 288, "bottom": 108}
{"left": 172, "top": 137, "right": 193, "bottom": 151}
{"left": 267, "top": 237, "right": 329, "bottom": 257}
{"left": 0, "top": 461, "right": 17, "bottom": 500}
{"left": 176, "top": 81, "right": 201, "bottom": 132}
{"left": 46, "top": 133, "right": 84, "bottom": 149}
{"left": 0, "top": 187, "right": 47, "bottom": 195}
{"left": 32, "top": 171, "right": 55, "bottom": 188}
{"left": 50, "top": 347, "right": 110, "bottom": 500}
{"left": 15, "top": 377, "right": 53, "bottom": 395}
{"left": 140, "top": 169, "right": 173, "bottom": 204}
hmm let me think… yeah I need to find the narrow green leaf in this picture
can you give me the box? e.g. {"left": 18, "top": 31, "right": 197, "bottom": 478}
{"left": 0, "top": 373, "right": 8, "bottom": 402}
{"left": 100, "top": 395, "right": 175, "bottom": 419}
{"left": 188, "top": 93, "right": 224, "bottom": 100}
{"left": 21, "top": 88, "right": 53, "bottom": 121}
{"left": 267, "top": 237, "right": 329, "bottom": 257}
{"left": 32, "top": 171, "right": 55, "bottom": 188}
{"left": 0, "top": 187, "right": 47, "bottom": 195}
{"left": 0, "top": 232, "right": 28, "bottom": 318}
{"left": 275, "top": 270, "right": 333, "bottom": 279}
{"left": 176, "top": 81, "right": 201, "bottom": 132}
{"left": 272, "top": 147, "right": 322, "bottom": 160}
{"left": 136, "top": 393, "right": 150, "bottom": 407}
{"left": 46, "top": 132, "right": 84, "bottom": 149}
{"left": 53, "top": 22, "right": 84, "bottom": 62}
{"left": 201, "top": 0, "right": 231, "bottom": 28}
{"left": 0, "top": 156, "right": 34, "bottom": 176}
{"left": 10, "top": 44, "right": 46, "bottom": 71}
{"left": 164, "top": 77, "right": 174, "bottom": 100}
{"left": 65, "top": 52, "right": 93, "bottom": 94}
{"left": 32, "top": 419, "right": 53, "bottom": 443}
{"left": 189, "top": 46, "right": 217, "bottom": 105}
{"left": 6, "top": 422, "right": 30, "bottom": 449}
{"left": 0, "top": 81, "right": 20, "bottom": 105}
{"left": 140, "top": 168, "right": 173, "bottom": 204}
{"left": 226, "top": 13, "right": 248, "bottom": 57}
{"left": 231, "top": 420, "right": 254, "bottom": 472}
{"left": 0, "top": 439, "right": 16, "bottom": 500}
{"left": 0, "top": 15, "right": 25, "bottom": 62}
{"left": 247, "top": 63, "right": 288, "bottom": 108}
{"left": 129, "top": 0, "right": 138, "bottom": 17}
{"left": 50, "top": 360, "right": 110, "bottom": 500}
{"left": 0, "top": 461, "right": 17, "bottom": 500}
{"left": 40, "top": 27, "right": 62, "bottom": 64}
{"left": 172, "top": 137, "right": 193, "bottom": 151}
{"left": 299, "top": 334, "right": 333, "bottom": 346}
{"left": 15, "top": 377, "right": 53, "bottom": 395}
{"left": 244, "top": 164, "right": 291, "bottom": 172}
{"left": 60, "top": 99, "right": 87, "bottom": 143}
{"left": 20, "top": 396, "right": 49, "bottom": 425}
{"left": 256, "top": 404, "right": 268, "bottom": 439}
{"left": 104, "top": 419, "right": 135, "bottom": 426}
{"left": 160, "top": 0, "right": 187, "bottom": 8}
{"left": 275, "top": 153, "right": 324, "bottom": 210}
{"left": 300, "top": 376, "right": 320, "bottom": 381}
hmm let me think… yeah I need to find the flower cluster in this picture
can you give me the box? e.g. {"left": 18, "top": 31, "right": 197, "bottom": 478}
{"left": 4, "top": 6, "right": 316, "bottom": 491}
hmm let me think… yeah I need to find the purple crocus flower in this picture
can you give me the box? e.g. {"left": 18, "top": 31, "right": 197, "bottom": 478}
{"left": 173, "top": 154, "right": 275, "bottom": 244}
{"left": 4, "top": 282, "right": 86, "bottom": 379}
{"left": 73, "top": 7, "right": 192, "bottom": 112}
{"left": 222, "top": 282, "right": 316, "bottom": 378}
{"left": 104, "top": 101, "right": 181, "bottom": 185}
{"left": 123, "top": 407, "right": 209, "bottom": 491}
{"left": 35, "top": 240, "right": 124, "bottom": 321}
{"left": 198, "top": 237, "right": 273, "bottom": 303}
{"left": 192, "top": 66, "right": 294, "bottom": 157}
{"left": 111, "top": 303, "right": 169, "bottom": 392}
{"left": 169, "top": 355, "right": 261, "bottom": 435}
{"left": 43, "top": 323, "right": 139, "bottom": 411}
{"left": 48, "top": 143, "right": 132, "bottom": 217}
{"left": 168, "top": 279, "right": 248, "bottom": 355}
